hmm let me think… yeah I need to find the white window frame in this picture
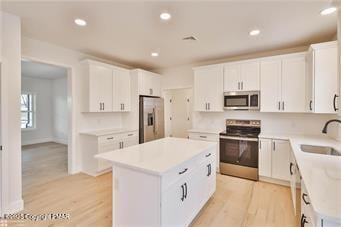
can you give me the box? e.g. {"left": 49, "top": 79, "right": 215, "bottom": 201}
{"left": 21, "top": 92, "right": 36, "bottom": 131}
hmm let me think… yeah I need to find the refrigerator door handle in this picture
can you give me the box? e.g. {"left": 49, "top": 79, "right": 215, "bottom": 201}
{"left": 153, "top": 108, "right": 156, "bottom": 134}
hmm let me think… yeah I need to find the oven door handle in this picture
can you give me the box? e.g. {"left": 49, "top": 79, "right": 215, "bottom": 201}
{"left": 219, "top": 136, "right": 258, "bottom": 142}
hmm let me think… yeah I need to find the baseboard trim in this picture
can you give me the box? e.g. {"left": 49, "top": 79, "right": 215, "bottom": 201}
{"left": 21, "top": 138, "right": 54, "bottom": 146}
{"left": 4, "top": 199, "right": 24, "bottom": 214}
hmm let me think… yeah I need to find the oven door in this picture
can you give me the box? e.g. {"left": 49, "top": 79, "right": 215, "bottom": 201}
{"left": 219, "top": 136, "right": 258, "bottom": 168}
{"left": 224, "top": 94, "right": 249, "bottom": 110}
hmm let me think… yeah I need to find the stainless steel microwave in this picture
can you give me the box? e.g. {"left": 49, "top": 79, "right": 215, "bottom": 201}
{"left": 224, "top": 91, "right": 260, "bottom": 110}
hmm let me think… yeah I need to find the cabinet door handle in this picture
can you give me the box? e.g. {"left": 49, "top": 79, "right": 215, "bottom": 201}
{"left": 278, "top": 102, "right": 281, "bottom": 110}
{"left": 107, "top": 137, "right": 114, "bottom": 140}
{"left": 208, "top": 103, "right": 210, "bottom": 110}
{"left": 301, "top": 214, "right": 308, "bottom": 227}
{"left": 309, "top": 100, "right": 312, "bottom": 111}
{"left": 99, "top": 103, "right": 102, "bottom": 111}
{"left": 207, "top": 164, "right": 211, "bottom": 176}
{"left": 241, "top": 81, "right": 243, "bottom": 90}
{"left": 128, "top": 133, "right": 133, "bottom": 136}
{"left": 181, "top": 184, "right": 185, "bottom": 201}
{"left": 103, "top": 103, "right": 105, "bottom": 111}
{"left": 238, "top": 82, "right": 240, "bottom": 90}
{"left": 302, "top": 193, "right": 310, "bottom": 205}
{"left": 282, "top": 101, "right": 284, "bottom": 111}
{"left": 273, "top": 141, "right": 276, "bottom": 151}
{"left": 200, "top": 135, "right": 207, "bottom": 139}
{"left": 289, "top": 162, "right": 293, "bottom": 175}
{"left": 178, "top": 168, "right": 188, "bottom": 175}
{"left": 184, "top": 182, "right": 187, "bottom": 199}
{"left": 333, "top": 94, "right": 339, "bottom": 111}
{"left": 123, "top": 103, "right": 125, "bottom": 110}
{"left": 122, "top": 141, "right": 124, "bottom": 148}
{"left": 205, "top": 153, "right": 211, "bottom": 157}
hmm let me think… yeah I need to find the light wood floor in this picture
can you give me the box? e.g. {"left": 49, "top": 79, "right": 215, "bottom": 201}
{"left": 22, "top": 142, "right": 68, "bottom": 190}
{"left": 8, "top": 171, "right": 298, "bottom": 227}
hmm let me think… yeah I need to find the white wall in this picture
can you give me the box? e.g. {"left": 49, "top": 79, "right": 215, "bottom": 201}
{"left": 52, "top": 77, "right": 68, "bottom": 144}
{"left": 21, "top": 76, "right": 54, "bottom": 145}
{"left": 21, "top": 76, "right": 68, "bottom": 145}
{"left": 0, "top": 12, "right": 23, "bottom": 214}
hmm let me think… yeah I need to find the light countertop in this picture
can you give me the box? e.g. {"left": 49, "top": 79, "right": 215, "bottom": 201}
{"left": 80, "top": 128, "right": 137, "bottom": 136}
{"left": 95, "top": 137, "right": 216, "bottom": 175}
{"left": 260, "top": 132, "right": 341, "bottom": 221}
{"left": 188, "top": 128, "right": 222, "bottom": 134}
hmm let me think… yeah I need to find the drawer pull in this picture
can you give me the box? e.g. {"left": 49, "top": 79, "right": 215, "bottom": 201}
{"left": 205, "top": 153, "right": 211, "bottom": 158}
{"left": 128, "top": 134, "right": 134, "bottom": 136}
{"left": 302, "top": 193, "right": 310, "bottom": 205}
{"left": 106, "top": 137, "right": 114, "bottom": 140}
{"left": 207, "top": 164, "right": 211, "bottom": 176}
{"left": 178, "top": 168, "right": 188, "bottom": 175}
{"left": 199, "top": 135, "right": 207, "bottom": 138}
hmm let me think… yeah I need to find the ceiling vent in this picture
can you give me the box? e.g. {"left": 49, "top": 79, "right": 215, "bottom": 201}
{"left": 182, "top": 36, "right": 197, "bottom": 41}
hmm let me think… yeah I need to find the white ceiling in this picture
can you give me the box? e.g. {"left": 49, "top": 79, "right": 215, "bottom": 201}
{"left": 3, "top": 1, "right": 337, "bottom": 70}
{"left": 22, "top": 60, "right": 67, "bottom": 79}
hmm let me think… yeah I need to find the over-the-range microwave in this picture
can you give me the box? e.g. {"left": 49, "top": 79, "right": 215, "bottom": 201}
{"left": 224, "top": 91, "right": 260, "bottom": 110}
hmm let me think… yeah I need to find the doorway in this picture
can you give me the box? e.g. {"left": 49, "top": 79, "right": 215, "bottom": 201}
{"left": 21, "top": 59, "right": 71, "bottom": 190}
{"left": 164, "top": 88, "right": 193, "bottom": 138}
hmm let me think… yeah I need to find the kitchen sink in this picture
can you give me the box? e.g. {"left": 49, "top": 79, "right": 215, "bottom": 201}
{"left": 300, "top": 145, "right": 341, "bottom": 156}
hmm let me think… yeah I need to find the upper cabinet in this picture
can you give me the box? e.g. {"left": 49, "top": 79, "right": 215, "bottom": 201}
{"left": 136, "top": 69, "right": 161, "bottom": 97}
{"left": 193, "top": 64, "right": 224, "bottom": 112}
{"left": 81, "top": 60, "right": 131, "bottom": 112}
{"left": 260, "top": 53, "right": 306, "bottom": 113}
{"left": 223, "top": 61, "right": 260, "bottom": 92}
{"left": 307, "top": 41, "right": 338, "bottom": 114}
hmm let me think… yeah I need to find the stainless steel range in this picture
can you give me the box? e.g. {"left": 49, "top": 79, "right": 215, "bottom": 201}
{"left": 219, "top": 119, "right": 261, "bottom": 181}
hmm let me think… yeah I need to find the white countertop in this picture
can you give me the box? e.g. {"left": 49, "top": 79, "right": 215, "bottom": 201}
{"left": 290, "top": 135, "right": 341, "bottom": 221}
{"left": 80, "top": 128, "right": 137, "bottom": 136}
{"left": 188, "top": 128, "right": 222, "bottom": 134}
{"left": 95, "top": 137, "right": 216, "bottom": 175}
{"left": 260, "top": 132, "right": 341, "bottom": 221}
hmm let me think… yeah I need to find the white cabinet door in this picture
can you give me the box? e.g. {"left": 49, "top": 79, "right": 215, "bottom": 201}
{"left": 162, "top": 178, "right": 188, "bottom": 227}
{"left": 271, "top": 140, "right": 290, "bottom": 181}
{"left": 122, "top": 135, "right": 138, "bottom": 148}
{"left": 98, "top": 138, "right": 120, "bottom": 171}
{"left": 260, "top": 59, "right": 282, "bottom": 112}
{"left": 89, "top": 64, "right": 113, "bottom": 112}
{"left": 259, "top": 139, "right": 272, "bottom": 177}
{"left": 194, "top": 65, "right": 223, "bottom": 112}
{"left": 139, "top": 71, "right": 161, "bottom": 97}
{"left": 282, "top": 55, "right": 306, "bottom": 112}
{"left": 241, "top": 61, "right": 260, "bottom": 91}
{"left": 151, "top": 75, "right": 161, "bottom": 97}
{"left": 312, "top": 44, "right": 338, "bottom": 113}
{"left": 223, "top": 64, "right": 240, "bottom": 92}
{"left": 115, "top": 68, "right": 131, "bottom": 112}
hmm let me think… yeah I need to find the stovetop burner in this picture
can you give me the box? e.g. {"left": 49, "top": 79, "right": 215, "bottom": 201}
{"left": 220, "top": 119, "right": 261, "bottom": 138}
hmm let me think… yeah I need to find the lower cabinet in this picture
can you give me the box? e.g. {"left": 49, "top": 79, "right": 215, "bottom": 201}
{"left": 80, "top": 130, "right": 138, "bottom": 176}
{"left": 259, "top": 138, "right": 290, "bottom": 182}
{"left": 113, "top": 146, "right": 216, "bottom": 227}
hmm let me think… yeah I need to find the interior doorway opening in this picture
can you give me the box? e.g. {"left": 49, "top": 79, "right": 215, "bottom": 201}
{"left": 163, "top": 88, "right": 193, "bottom": 138}
{"left": 20, "top": 59, "right": 71, "bottom": 191}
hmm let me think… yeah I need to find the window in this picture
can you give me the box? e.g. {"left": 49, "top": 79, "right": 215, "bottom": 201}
{"left": 21, "top": 93, "right": 35, "bottom": 129}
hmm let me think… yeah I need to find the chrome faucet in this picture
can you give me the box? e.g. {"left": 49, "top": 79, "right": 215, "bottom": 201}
{"left": 322, "top": 119, "right": 341, "bottom": 134}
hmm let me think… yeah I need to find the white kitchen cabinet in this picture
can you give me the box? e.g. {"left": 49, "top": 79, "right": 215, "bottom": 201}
{"left": 188, "top": 131, "right": 220, "bottom": 172}
{"left": 136, "top": 69, "right": 161, "bottom": 97}
{"left": 258, "top": 138, "right": 272, "bottom": 178}
{"left": 260, "top": 53, "right": 306, "bottom": 113}
{"left": 307, "top": 41, "right": 339, "bottom": 114}
{"left": 114, "top": 68, "right": 131, "bottom": 112}
{"left": 259, "top": 138, "right": 290, "bottom": 182}
{"left": 271, "top": 139, "right": 291, "bottom": 181}
{"left": 80, "top": 130, "right": 138, "bottom": 176}
{"left": 193, "top": 64, "right": 223, "bottom": 112}
{"left": 81, "top": 60, "right": 131, "bottom": 112}
{"left": 224, "top": 61, "right": 260, "bottom": 92}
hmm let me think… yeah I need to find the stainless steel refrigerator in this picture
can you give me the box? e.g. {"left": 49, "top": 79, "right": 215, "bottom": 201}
{"left": 139, "top": 96, "right": 165, "bottom": 143}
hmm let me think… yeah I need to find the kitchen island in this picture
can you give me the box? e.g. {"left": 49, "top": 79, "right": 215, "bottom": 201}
{"left": 96, "top": 137, "right": 217, "bottom": 227}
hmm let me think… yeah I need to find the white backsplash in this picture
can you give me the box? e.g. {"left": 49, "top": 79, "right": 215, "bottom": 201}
{"left": 193, "top": 111, "right": 338, "bottom": 137}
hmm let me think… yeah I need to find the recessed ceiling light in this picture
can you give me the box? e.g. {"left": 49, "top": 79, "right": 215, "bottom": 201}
{"left": 320, "top": 7, "right": 337, "bottom": 15}
{"left": 74, "top": 18, "right": 87, "bottom": 26}
{"left": 249, "top": 29, "right": 260, "bottom": 36}
{"left": 151, "top": 52, "right": 159, "bottom": 57}
{"left": 160, "top": 12, "right": 171, "bottom": 21}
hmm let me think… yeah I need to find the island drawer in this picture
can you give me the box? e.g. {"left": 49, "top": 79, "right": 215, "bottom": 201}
{"left": 188, "top": 132, "right": 219, "bottom": 142}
